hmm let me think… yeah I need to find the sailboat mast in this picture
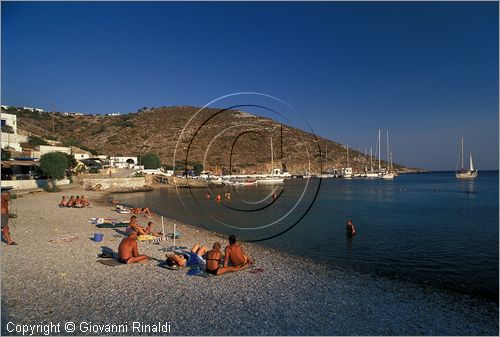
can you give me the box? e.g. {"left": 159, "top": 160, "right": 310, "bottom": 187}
{"left": 461, "top": 137, "right": 464, "bottom": 170}
{"left": 378, "top": 129, "right": 381, "bottom": 171}
{"left": 270, "top": 136, "right": 274, "bottom": 174}
{"left": 386, "top": 130, "right": 389, "bottom": 170}
{"left": 346, "top": 145, "right": 349, "bottom": 166}
{"left": 325, "top": 144, "right": 328, "bottom": 173}
{"left": 370, "top": 146, "right": 373, "bottom": 170}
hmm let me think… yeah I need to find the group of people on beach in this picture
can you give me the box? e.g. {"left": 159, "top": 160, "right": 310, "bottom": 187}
{"left": 118, "top": 229, "right": 252, "bottom": 276}
{"left": 125, "top": 215, "right": 162, "bottom": 236}
{"left": 59, "top": 195, "right": 90, "bottom": 208}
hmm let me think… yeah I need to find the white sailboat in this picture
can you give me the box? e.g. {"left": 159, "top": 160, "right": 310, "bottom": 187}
{"left": 342, "top": 145, "right": 353, "bottom": 179}
{"left": 257, "top": 136, "right": 284, "bottom": 185}
{"left": 380, "top": 130, "right": 394, "bottom": 180}
{"left": 456, "top": 137, "right": 477, "bottom": 179}
{"left": 365, "top": 146, "right": 379, "bottom": 178}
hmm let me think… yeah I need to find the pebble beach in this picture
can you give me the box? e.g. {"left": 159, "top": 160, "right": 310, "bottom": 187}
{"left": 1, "top": 187, "right": 498, "bottom": 336}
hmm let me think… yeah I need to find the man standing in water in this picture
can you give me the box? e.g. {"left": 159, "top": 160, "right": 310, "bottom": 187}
{"left": 1, "top": 187, "right": 16, "bottom": 245}
{"left": 346, "top": 219, "right": 356, "bottom": 237}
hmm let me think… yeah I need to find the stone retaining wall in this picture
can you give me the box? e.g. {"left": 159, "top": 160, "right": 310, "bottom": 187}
{"left": 82, "top": 177, "right": 146, "bottom": 191}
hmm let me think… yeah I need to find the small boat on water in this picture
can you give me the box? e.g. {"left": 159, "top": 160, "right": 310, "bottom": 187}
{"left": 342, "top": 145, "right": 353, "bottom": 179}
{"left": 224, "top": 178, "right": 257, "bottom": 186}
{"left": 456, "top": 137, "right": 478, "bottom": 179}
{"left": 256, "top": 176, "right": 284, "bottom": 185}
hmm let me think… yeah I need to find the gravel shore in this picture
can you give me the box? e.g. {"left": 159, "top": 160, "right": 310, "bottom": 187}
{"left": 1, "top": 187, "right": 498, "bottom": 336}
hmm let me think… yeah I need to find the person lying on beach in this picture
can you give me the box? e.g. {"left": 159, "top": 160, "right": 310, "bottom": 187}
{"left": 131, "top": 207, "right": 152, "bottom": 216}
{"left": 166, "top": 244, "right": 207, "bottom": 267}
{"left": 206, "top": 242, "right": 249, "bottom": 275}
{"left": 67, "top": 196, "right": 75, "bottom": 207}
{"left": 125, "top": 215, "right": 149, "bottom": 235}
{"left": 144, "top": 221, "right": 162, "bottom": 237}
{"left": 1, "top": 189, "right": 17, "bottom": 245}
{"left": 118, "top": 231, "right": 149, "bottom": 264}
{"left": 224, "top": 235, "right": 252, "bottom": 267}
{"left": 59, "top": 196, "right": 68, "bottom": 207}
{"left": 346, "top": 219, "right": 356, "bottom": 237}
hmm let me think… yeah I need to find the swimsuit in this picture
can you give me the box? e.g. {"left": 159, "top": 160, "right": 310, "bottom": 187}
{"left": 119, "top": 257, "right": 130, "bottom": 264}
{"left": 206, "top": 256, "right": 222, "bottom": 275}
{"left": 1, "top": 214, "right": 8, "bottom": 228}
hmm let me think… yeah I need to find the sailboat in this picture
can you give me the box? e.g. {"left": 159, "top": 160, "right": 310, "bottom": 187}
{"left": 380, "top": 130, "right": 394, "bottom": 180}
{"left": 365, "top": 146, "right": 379, "bottom": 178}
{"left": 342, "top": 145, "right": 353, "bottom": 179}
{"left": 256, "top": 136, "right": 285, "bottom": 185}
{"left": 456, "top": 137, "right": 477, "bottom": 179}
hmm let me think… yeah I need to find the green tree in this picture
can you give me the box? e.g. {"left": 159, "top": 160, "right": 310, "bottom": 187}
{"left": 140, "top": 153, "right": 161, "bottom": 169}
{"left": 1, "top": 125, "right": 14, "bottom": 134}
{"left": 28, "top": 135, "right": 48, "bottom": 146}
{"left": 193, "top": 163, "right": 203, "bottom": 175}
{"left": 39, "top": 152, "right": 68, "bottom": 190}
{"left": 64, "top": 153, "right": 77, "bottom": 169}
{"left": 1, "top": 147, "right": 11, "bottom": 161}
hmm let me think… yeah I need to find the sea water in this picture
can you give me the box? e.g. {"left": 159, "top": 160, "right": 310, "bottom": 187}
{"left": 113, "top": 171, "right": 499, "bottom": 300}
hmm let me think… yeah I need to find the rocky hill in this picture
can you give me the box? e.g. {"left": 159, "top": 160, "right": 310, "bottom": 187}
{"left": 4, "top": 106, "right": 419, "bottom": 174}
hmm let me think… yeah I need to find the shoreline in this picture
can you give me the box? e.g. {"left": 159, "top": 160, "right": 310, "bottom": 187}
{"left": 110, "top": 186, "right": 499, "bottom": 304}
{"left": 1, "top": 185, "right": 498, "bottom": 335}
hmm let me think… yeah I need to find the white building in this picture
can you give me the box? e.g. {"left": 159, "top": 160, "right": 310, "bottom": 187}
{"left": 70, "top": 147, "right": 91, "bottom": 160}
{"left": 1, "top": 113, "right": 27, "bottom": 151}
{"left": 1, "top": 112, "right": 18, "bottom": 134}
{"left": 110, "top": 156, "right": 137, "bottom": 168}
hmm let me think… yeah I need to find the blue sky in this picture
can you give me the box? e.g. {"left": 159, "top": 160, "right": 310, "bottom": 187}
{"left": 2, "top": 1, "right": 498, "bottom": 170}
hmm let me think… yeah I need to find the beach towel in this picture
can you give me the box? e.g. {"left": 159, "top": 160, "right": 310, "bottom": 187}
{"left": 116, "top": 209, "right": 131, "bottom": 214}
{"left": 88, "top": 218, "right": 123, "bottom": 225}
{"left": 137, "top": 234, "right": 157, "bottom": 241}
{"left": 96, "top": 222, "right": 129, "bottom": 228}
{"left": 166, "top": 230, "right": 182, "bottom": 239}
{"left": 97, "top": 259, "right": 125, "bottom": 267}
{"left": 158, "top": 261, "right": 187, "bottom": 270}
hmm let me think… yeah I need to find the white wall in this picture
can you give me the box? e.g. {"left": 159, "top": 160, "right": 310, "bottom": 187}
{"left": 1, "top": 133, "right": 27, "bottom": 152}
{"left": 38, "top": 145, "right": 72, "bottom": 156}
{"left": 1, "top": 113, "right": 18, "bottom": 133}
{"left": 1, "top": 179, "right": 70, "bottom": 190}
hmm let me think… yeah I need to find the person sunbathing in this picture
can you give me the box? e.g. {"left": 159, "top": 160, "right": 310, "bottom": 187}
{"left": 131, "top": 207, "right": 152, "bottom": 215}
{"left": 166, "top": 244, "right": 207, "bottom": 267}
{"left": 118, "top": 231, "right": 149, "bottom": 264}
{"left": 206, "top": 242, "right": 249, "bottom": 275}
{"left": 59, "top": 196, "right": 68, "bottom": 207}
{"left": 125, "top": 215, "right": 148, "bottom": 235}
{"left": 73, "top": 196, "right": 84, "bottom": 208}
{"left": 81, "top": 195, "right": 90, "bottom": 207}
{"left": 67, "top": 196, "right": 75, "bottom": 207}
{"left": 145, "top": 221, "right": 162, "bottom": 237}
{"left": 224, "top": 234, "right": 253, "bottom": 267}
